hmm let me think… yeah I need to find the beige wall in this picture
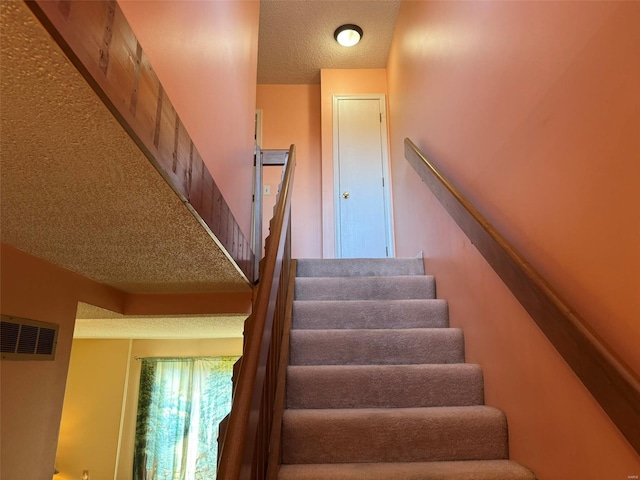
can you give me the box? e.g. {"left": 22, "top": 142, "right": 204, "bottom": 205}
{"left": 387, "top": 1, "right": 640, "bottom": 477}
{"left": 256, "top": 85, "right": 323, "bottom": 259}
{"left": 56, "top": 340, "right": 131, "bottom": 480}
{"left": 0, "top": 244, "right": 125, "bottom": 480}
{"left": 55, "top": 338, "right": 242, "bottom": 480}
{"left": 118, "top": 0, "right": 260, "bottom": 239}
{"left": 319, "top": 69, "right": 389, "bottom": 257}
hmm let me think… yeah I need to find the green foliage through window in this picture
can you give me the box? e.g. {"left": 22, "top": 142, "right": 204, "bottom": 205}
{"left": 133, "top": 357, "right": 237, "bottom": 480}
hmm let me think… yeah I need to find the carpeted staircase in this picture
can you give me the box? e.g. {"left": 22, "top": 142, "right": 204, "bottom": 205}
{"left": 277, "top": 258, "right": 536, "bottom": 480}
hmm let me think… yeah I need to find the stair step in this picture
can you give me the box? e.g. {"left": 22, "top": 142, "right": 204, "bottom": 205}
{"left": 286, "top": 364, "right": 484, "bottom": 409}
{"left": 276, "top": 258, "right": 535, "bottom": 478}
{"left": 282, "top": 406, "right": 508, "bottom": 464}
{"left": 290, "top": 328, "right": 464, "bottom": 365}
{"left": 292, "top": 299, "right": 449, "bottom": 330}
{"left": 296, "top": 258, "right": 425, "bottom": 277}
{"left": 278, "top": 460, "right": 537, "bottom": 480}
{"left": 295, "top": 275, "right": 436, "bottom": 301}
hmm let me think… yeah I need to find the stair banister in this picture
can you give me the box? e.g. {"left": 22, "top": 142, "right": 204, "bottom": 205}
{"left": 404, "top": 137, "right": 640, "bottom": 456}
{"left": 218, "top": 145, "right": 296, "bottom": 479}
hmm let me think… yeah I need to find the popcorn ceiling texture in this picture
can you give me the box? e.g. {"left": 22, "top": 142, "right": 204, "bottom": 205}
{"left": 258, "top": 0, "right": 400, "bottom": 84}
{"left": 0, "top": 2, "right": 250, "bottom": 294}
{"left": 73, "top": 304, "right": 246, "bottom": 339}
{"left": 73, "top": 315, "right": 246, "bottom": 339}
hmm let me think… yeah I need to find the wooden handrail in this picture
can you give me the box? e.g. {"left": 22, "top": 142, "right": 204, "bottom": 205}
{"left": 404, "top": 137, "right": 640, "bottom": 456}
{"left": 218, "top": 145, "right": 296, "bottom": 479}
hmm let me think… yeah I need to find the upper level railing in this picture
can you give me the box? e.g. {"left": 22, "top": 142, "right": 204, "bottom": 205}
{"left": 404, "top": 137, "right": 640, "bottom": 456}
{"left": 26, "top": 0, "right": 254, "bottom": 280}
{"left": 217, "top": 145, "right": 296, "bottom": 479}
{"left": 251, "top": 148, "right": 290, "bottom": 282}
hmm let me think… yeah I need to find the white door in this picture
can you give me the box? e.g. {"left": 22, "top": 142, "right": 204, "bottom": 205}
{"left": 333, "top": 95, "right": 393, "bottom": 258}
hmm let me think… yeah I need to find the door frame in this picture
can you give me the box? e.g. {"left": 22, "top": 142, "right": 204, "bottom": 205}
{"left": 332, "top": 94, "right": 394, "bottom": 258}
{"left": 250, "top": 109, "right": 263, "bottom": 282}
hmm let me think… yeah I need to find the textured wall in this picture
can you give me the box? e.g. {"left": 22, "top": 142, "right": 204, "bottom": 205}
{"left": 1, "top": 1, "right": 251, "bottom": 293}
{"left": 387, "top": 1, "right": 640, "bottom": 477}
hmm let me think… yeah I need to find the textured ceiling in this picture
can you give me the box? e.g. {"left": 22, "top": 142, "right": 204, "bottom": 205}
{"left": 258, "top": 0, "right": 401, "bottom": 84}
{"left": 74, "top": 316, "right": 246, "bottom": 339}
{"left": 0, "top": 2, "right": 250, "bottom": 295}
{"left": 74, "top": 304, "right": 245, "bottom": 339}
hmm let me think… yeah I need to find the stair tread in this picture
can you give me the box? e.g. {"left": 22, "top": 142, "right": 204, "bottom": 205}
{"left": 296, "top": 257, "right": 425, "bottom": 277}
{"left": 292, "top": 299, "right": 449, "bottom": 329}
{"left": 283, "top": 405, "right": 505, "bottom": 419}
{"left": 278, "top": 258, "right": 534, "bottom": 477}
{"left": 286, "top": 363, "right": 484, "bottom": 409}
{"left": 295, "top": 275, "right": 436, "bottom": 301}
{"left": 291, "top": 327, "right": 461, "bottom": 332}
{"left": 282, "top": 406, "right": 508, "bottom": 464}
{"left": 278, "top": 460, "right": 537, "bottom": 480}
{"left": 290, "top": 328, "right": 464, "bottom": 365}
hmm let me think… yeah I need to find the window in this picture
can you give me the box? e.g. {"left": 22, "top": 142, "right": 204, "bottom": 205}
{"left": 133, "top": 357, "right": 237, "bottom": 480}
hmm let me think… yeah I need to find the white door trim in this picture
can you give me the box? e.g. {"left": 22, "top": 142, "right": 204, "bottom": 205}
{"left": 332, "top": 94, "right": 394, "bottom": 258}
{"left": 250, "top": 109, "right": 263, "bottom": 282}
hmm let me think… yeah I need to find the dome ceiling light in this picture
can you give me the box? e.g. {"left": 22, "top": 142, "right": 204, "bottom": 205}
{"left": 334, "top": 24, "right": 363, "bottom": 47}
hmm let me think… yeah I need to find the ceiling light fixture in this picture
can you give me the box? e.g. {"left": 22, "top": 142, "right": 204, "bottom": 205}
{"left": 334, "top": 24, "right": 363, "bottom": 47}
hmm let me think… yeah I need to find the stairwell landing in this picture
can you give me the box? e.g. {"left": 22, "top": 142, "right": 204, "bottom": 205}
{"left": 277, "top": 258, "right": 536, "bottom": 480}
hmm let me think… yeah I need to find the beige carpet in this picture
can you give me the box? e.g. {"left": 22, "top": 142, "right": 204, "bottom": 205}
{"left": 278, "top": 257, "right": 536, "bottom": 480}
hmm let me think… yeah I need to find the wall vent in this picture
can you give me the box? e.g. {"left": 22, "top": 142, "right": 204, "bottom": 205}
{"left": 1, "top": 315, "right": 59, "bottom": 361}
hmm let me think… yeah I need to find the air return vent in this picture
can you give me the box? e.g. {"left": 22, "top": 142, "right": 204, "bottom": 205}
{"left": 1, "top": 315, "right": 59, "bottom": 361}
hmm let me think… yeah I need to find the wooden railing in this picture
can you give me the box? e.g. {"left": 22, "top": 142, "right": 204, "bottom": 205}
{"left": 404, "top": 138, "right": 640, "bottom": 456}
{"left": 217, "top": 146, "right": 296, "bottom": 479}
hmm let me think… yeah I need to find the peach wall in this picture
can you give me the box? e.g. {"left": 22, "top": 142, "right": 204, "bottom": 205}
{"left": 0, "top": 244, "right": 125, "bottom": 480}
{"left": 116, "top": 338, "right": 243, "bottom": 479}
{"left": 262, "top": 165, "right": 284, "bottom": 252}
{"left": 56, "top": 339, "right": 131, "bottom": 480}
{"left": 118, "top": 0, "right": 260, "bottom": 239}
{"left": 256, "top": 85, "right": 322, "bottom": 258}
{"left": 319, "top": 69, "right": 389, "bottom": 257}
{"left": 387, "top": 1, "right": 640, "bottom": 477}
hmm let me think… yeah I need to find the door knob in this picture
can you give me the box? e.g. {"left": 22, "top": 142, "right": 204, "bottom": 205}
{"left": 342, "top": 192, "right": 350, "bottom": 199}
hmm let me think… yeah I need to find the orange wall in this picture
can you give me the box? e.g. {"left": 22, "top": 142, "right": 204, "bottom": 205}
{"left": 118, "top": 0, "right": 260, "bottom": 239}
{"left": 124, "top": 291, "right": 252, "bottom": 316}
{"left": 256, "top": 85, "right": 322, "bottom": 258}
{"left": 320, "top": 69, "right": 389, "bottom": 257}
{"left": 0, "top": 244, "right": 125, "bottom": 480}
{"left": 387, "top": 1, "right": 640, "bottom": 477}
